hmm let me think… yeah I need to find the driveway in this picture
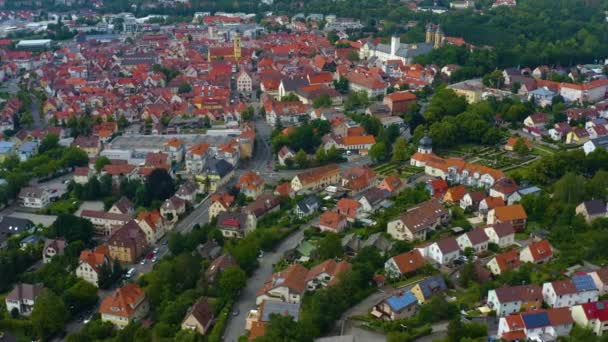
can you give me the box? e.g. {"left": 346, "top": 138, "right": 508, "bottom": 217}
{"left": 222, "top": 218, "right": 318, "bottom": 342}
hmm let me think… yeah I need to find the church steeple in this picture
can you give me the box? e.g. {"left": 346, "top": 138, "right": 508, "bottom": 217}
{"left": 233, "top": 31, "right": 242, "bottom": 60}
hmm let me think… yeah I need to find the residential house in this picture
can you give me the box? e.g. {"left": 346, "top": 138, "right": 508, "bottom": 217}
{"left": 100, "top": 283, "right": 149, "bottom": 328}
{"left": 419, "top": 237, "right": 460, "bottom": 266}
{"left": 216, "top": 212, "right": 257, "bottom": 238}
{"left": 339, "top": 135, "right": 377, "bottom": 155}
{"left": 256, "top": 263, "right": 308, "bottom": 305}
{"left": 542, "top": 275, "right": 599, "bottom": 308}
{"left": 409, "top": 275, "right": 447, "bottom": 304}
{"left": 484, "top": 222, "right": 516, "bottom": 248}
{"left": 4, "top": 283, "right": 43, "bottom": 316}
{"left": 383, "top": 91, "right": 417, "bottom": 115}
{"left": 186, "top": 143, "right": 210, "bottom": 174}
{"left": 175, "top": 182, "right": 198, "bottom": 203}
{"left": 523, "top": 113, "right": 549, "bottom": 129}
{"left": 274, "top": 182, "right": 296, "bottom": 199}
{"left": 318, "top": 211, "right": 348, "bottom": 233}
{"left": 358, "top": 188, "right": 390, "bottom": 213}
{"left": 341, "top": 166, "right": 378, "bottom": 195}
{"left": 377, "top": 174, "right": 403, "bottom": 195}
{"left": 571, "top": 300, "right": 608, "bottom": 336}
{"left": 384, "top": 249, "right": 427, "bottom": 279}
{"left": 108, "top": 220, "right": 148, "bottom": 264}
{"left": 81, "top": 210, "right": 132, "bottom": 236}
{"left": 246, "top": 300, "right": 301, "bottom": 333}
{"left": 487, "top": 204, "right": 527, "bottom": 232}
{"left": 520, "top": 239, "right": 553, "bottom": 264}
{"left": 590, "top": 267, "right": 608, "bottom": 295}
{"left": 18, "top": 186, "right": 49, "bottom": 209}
{"left": 460, "top": 191, "right": 486, "bottom": 212}
{"left": 426, "top": 178, "right": 449, "bottom": 199}
{"left": 497, "top": 308, "right": 574, "bottom": 341}
{"left": 72, "top": 135, "right": 102, "bottom": 157}
{"left": 487, "top": 285, "right": 543, "bottom": 316}
{"left": 205, "top": 253, "right": 238, "bottom": 283}
{"left": 490, "top": 178, "right": 521, "bottom": 204}
{"left": 197, "top": 158, "right": 235, "bottom": 192}
{"left": 443, "top": 185, "right": 466, "bottom": 204}
{"left": 136, "top": 210, "right": 166, "bottom": 244}
{"left": 181, "top": 297, "right": 215, "bottom": 335}
{"left": 237, "top": 171, "right": 266, "bottom": 199}
{"left": 290, "top": 164, "right": 341, "bottom": 192}
{"left": 243, "top": 194, "right": 281, "bottom": 219}
{"left": 478, "top": 196, "right": 505, "bottom": 219}
{"left": 277, "top": 146, "right": 295, "bottom": 166}
{"left": 160, "top": 196, "right": 186, "bottom": 222}
{"left": 387, "top": 199, "right": 449, "bottom": 241}
{"left": 456, "top": 229, "right": 489, "bottom": 254}
{"left": 73, "top": 167, "right": 91, "bottom": 185}
{"left": 42, "top": 239, "right": 67, "bottom": 263}
{"left": 575, "top": 200, "right": 607, "bottom": 223}
{"left": 336, "top": 198, "right": 362, "bottom": 222}
{"left": 294, "top": 196, "right": 321, "bottom": 218}
{"left": 208, "top": 192, "right": 235, "bottom": 221}
{"left": 76, "top": 245, "right": 112, "bottom": 287}
{"left": 486, "top": 250, "right": 521, "bottom": 276}
{"left": 109, "top": 197, "right": 135, "bottom": 216}
{"left": 196, "top": 240, "right": 223, "bottom": 262}
{"left": 371, "top": 290, "right": 419, "bottom": 321}
{"left": 305, "top": 259, "right": 352, "bottom": 290}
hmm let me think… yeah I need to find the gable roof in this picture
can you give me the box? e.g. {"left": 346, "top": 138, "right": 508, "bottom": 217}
{"left": 390, "top": 249, "right": 427, "bottom": 274}
{"left": 524, "top": 240, "right": 553, "bottom": 262}
{"left": 494, "top": 204, "right": 527, "bottom": 221}
{"left": 99, "top": 283, "right": 146, "bottom": 318}
{"left": 258, "top": 263, "right": 309, "bottom": 296}
{"left": 493, "top": 284, "right": 542, "bottom": 303}
{"left": 386, "top": 291, "right": 418, "bottom": 312}
{"left": 184, "top": 297, "right": 214, "bottom": 328}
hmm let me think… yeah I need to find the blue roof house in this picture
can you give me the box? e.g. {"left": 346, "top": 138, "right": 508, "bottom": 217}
{"left": 371, "top": 290, "right": 419, "bottom": 320}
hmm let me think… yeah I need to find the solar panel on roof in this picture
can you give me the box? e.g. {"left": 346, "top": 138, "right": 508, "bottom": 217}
{"left": 573, "top": 275, "right": 597, "bottom": 292}
{"left": 386, "top": 291, "right": 417, "bottom": 311}
{"left": 522, "top": 312, "right": 550, "bottom": 329}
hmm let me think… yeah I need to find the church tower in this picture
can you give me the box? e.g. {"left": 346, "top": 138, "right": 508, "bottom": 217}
{"left": 418, "top": 131, "right": 433, "bottom": 154}
{"left": 434, "top": 25, "right": 444, "bottom": 49}
{"left": 425, "top": 23, "right": 434, "bottom": 44}
{"left": 233, "top": 31, "right": 242, "bottom": 59}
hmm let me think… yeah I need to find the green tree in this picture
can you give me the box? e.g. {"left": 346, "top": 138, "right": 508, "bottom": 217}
{"left": 63, "top": 280, "right": 98, "bottom": 314}
{"left": 178, "top": 82, "right": 192, "bottom": 94}
{"left": 49, "top": 214, "right": 94, "bottom": 244}
{"left": 31, "top": 289, "right": 69, "bottom": 340}
{"left": 315, "top": 233, "right": 344, "bottom": 260}
{"left": 39, "top": 134, "right": 59, "bottom": 153}
{"left": 218, "top": 266, "right": 247, "bottom": 298}
{"left": 312, "top": 94, "right": 332, "bottom": 108}
{"left": 145, "top": 169, "right": 175, "bottom": 204}
{"left": 482, "top": 70, "right": 505, "bottom": 89}
{"left": 553, "top": 172, "right": 587, "bottom": 204}
{"left": 369, "top": 142, "right": 388, "bottom": 163}
{"left": 347, "top": 50, "right": 360, "bottom": 62}
{"left": 391, "top": 137, "right": 409, "bottom": 162}
{"left": 294, "top": 149, "right": 309, "bottom": 168}
{"left": 94, "top": 156, "right": 111, "bottom": 173}
{"left": 280, "top": 93, "right": 299, "bottom": 102}
{"left": 513, "top": 138, "right": 530, "bottom": 155}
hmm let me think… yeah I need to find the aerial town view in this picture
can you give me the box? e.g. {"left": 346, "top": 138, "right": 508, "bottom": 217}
{"left": 0, "top": 0, "right": 608, "bottom": 341}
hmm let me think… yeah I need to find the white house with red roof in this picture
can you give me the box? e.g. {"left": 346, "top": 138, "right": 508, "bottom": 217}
{"left": 571, "top": 300, "right": 608, "bottom": 336}
{"left": 520, "top": 240, "right": 553, "bottom": 264}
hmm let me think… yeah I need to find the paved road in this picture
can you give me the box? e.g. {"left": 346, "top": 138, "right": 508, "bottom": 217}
{"left": 222, "top": 218, "right": 318, "bottom": 342}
